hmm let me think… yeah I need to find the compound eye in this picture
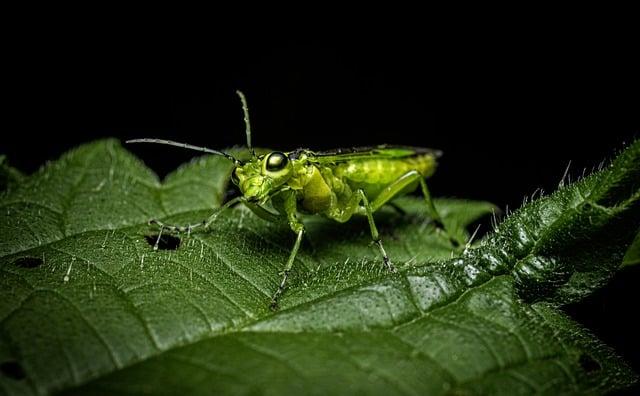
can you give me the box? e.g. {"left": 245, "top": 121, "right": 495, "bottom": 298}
{"left": 265, "top": 152, "right": 288, "bottom": 172}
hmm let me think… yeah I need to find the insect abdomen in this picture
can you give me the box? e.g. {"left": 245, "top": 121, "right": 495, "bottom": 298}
{"left": 334, "top": 154, "right": 437, "bottom": 198}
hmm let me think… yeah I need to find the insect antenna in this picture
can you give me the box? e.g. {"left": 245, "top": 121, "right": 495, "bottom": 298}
{"left": 126, "top": 139, "right": 242, "bottom": 166}
{"left": 236, "top": 90, "right": 256, "bottom": 158}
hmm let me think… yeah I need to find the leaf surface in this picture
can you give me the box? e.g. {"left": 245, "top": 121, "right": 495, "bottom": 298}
{"left": 0, "top": 139, "right": 638, "bottom": 395}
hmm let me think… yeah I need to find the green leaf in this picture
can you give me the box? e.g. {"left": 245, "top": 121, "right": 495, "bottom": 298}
{"left": 0, "top": 139, "right": 638, "bottom": 395}
{"left": 0, "top": 156, "right": 25, "bottom": 194}
{"left": 622, "top": 231, "right": 640, "bottom": 267}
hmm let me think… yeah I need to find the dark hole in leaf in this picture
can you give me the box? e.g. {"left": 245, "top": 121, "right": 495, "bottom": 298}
{"left": 145, "top": 234, "right": 181, "bottom": 250}
{"left": 579, "top": 353, "right": 601, "bottom": 373}
{"left": 0, "top": 361, "right": 26, "bottom": 380}
{"left": 13, "top": 257, "right": 43, "bottom": 268}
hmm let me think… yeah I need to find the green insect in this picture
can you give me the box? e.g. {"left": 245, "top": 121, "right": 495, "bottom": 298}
{"left": 128, "top": 91, "right": 451, "bottom": 309}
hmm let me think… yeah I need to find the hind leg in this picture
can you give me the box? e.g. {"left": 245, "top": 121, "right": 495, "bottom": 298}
{"left": 369, "top": 171, "right": 458, "bottom": 245}
{"left": 370, "top": 171, "right": 442, "bottom": 225}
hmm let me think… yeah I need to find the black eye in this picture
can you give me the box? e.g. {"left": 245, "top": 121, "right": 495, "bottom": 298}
{"left": 266, "top": 152, "right": 288, "bottom": 171}
{"left": 231, "top": 169, "right": 240, "bottom": 185}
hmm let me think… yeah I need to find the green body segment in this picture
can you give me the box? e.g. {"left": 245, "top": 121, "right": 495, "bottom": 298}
{"left": 332, "top": 154, "right": 437, "bottom": 202}
{"left": 289, "top": 150, "right": 438, "bottom": 216}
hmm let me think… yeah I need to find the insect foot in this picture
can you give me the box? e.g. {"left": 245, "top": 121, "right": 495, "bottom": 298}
{"left": 383, "top": 256, "right": 397, "bottom": 273}
{"left": 270, "top": 270, "right": 291, "bottom": 311}
{"left": 372, "top": 239, "right": 396, "bottom": 272}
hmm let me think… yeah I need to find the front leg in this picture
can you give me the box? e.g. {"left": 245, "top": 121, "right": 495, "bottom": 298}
{"left": 270, "top": 191, "right": 305, "bottom": 310}
{"left": 148, "top": 196, "right": 244, "bottom": 250}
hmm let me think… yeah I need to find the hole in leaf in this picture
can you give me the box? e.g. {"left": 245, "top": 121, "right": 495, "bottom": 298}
{"left": 145, "top": 235, "right": 181, "bottom": 250}
{"left": 13, "top": 257, "right": 43, "bottom": 269}
{"left": 579, "top": 353, "right": 601, "bottom": 373}
{"left": 0, "top": 361, "right": 26, "bottom": 380}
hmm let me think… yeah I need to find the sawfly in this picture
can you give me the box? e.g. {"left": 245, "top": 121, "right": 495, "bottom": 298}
{"left": 128, "top": 91, "right": 452, "bottom": 309}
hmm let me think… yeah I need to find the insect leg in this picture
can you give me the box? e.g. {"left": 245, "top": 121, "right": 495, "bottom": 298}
{"left": 416, "top": 179, "right": 443, "bottom": 228}
{"left": 369, "top": 171, "right": 439, "bottom": 221}
{"left": 270, "top": 225, "right": 304, "bottom": 310}
{"left": 149, "top": 196, "right": 244, "bottom": 233}
{"left": 387, "top": 202, "right": 407, "bottom": 216}
{"left": 270, "top": 191, "right": 305, "bottom": 310}
{"left": 356, "top": 190, "right": 396, "bottom": 272}
{"left": 327, "top": 189, "right": 395, "bottom": 272}
{"left": 243, "top": 201, "right": 287, "bottom": 224}
{"left": 369, "top": 171, "right": 458, "bottom": 245}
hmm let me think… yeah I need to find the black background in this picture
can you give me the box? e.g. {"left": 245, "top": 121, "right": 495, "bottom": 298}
{"left": 4, "top": 32, "right": 639, "bottom": 392}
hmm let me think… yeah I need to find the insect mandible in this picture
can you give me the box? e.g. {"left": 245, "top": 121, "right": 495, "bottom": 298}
{"left": 128, "top": 91, "right": 452, "bottom": 309}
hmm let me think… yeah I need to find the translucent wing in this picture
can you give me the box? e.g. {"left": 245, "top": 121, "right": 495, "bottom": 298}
{"left": 291, "top": 145, "right": 442, "bottom": 163}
